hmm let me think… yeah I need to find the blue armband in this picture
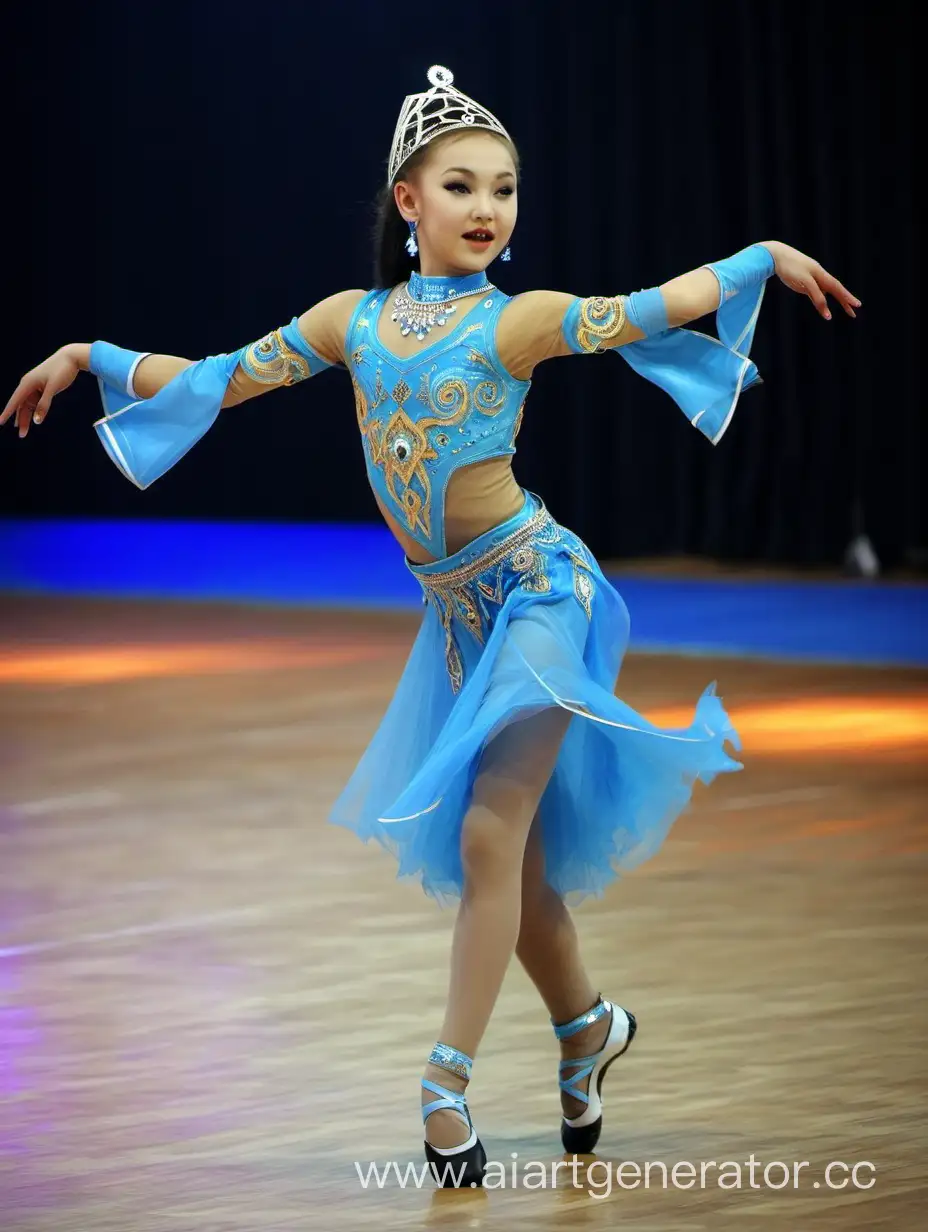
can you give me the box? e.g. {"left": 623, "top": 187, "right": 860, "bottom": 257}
{"left": 705, "top": 243, "right": 775, "bottom": 300}
{"left": 92, "top": 316, "right": 333, "bottom": 489}
{"left": 702, "top": 243, "right": 775, "bottom": 355}
{"left": 89, "top": 341, "right": 151, "bottom": 399}
{"left": 561, "top": 295, "right": 628, "bottom": 353}
{"left": 561, "top": 286, "right": 669, "bottom": 355}
{"left": 240, "top": 317, "right": 331, "bottom": 385}
{"left": 625, "top": 287, "right": 668, "bottom": 337}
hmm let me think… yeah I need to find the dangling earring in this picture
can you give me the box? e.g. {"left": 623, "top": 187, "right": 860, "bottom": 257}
{"left": 500, "top": 244, "right": 512, "bottom": 262}
{"left": 406, "top": 221, "right": 418, "bottom": 257}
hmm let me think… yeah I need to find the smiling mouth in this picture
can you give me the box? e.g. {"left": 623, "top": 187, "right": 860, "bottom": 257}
{"left": 462, "top": 230, "right": 495, "bottom": 242}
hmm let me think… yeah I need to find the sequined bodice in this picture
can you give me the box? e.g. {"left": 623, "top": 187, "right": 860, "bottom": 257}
{"left": 345, "top": 287, "right": 530, "bottom": 559}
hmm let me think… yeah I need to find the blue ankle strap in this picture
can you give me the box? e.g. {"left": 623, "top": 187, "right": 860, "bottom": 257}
{"left": 428, "top": 1041, "right": 473, "bottom": 1080}
{"left": 552, "top": 997, "right": 609, "bottom": 1040}
{"left": 423, "top": 1042, "right": 473, "bottom": 1127}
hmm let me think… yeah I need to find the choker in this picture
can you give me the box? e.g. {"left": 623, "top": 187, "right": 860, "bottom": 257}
{"left": 392, "top": 269, "right": 494, "bottom": 341}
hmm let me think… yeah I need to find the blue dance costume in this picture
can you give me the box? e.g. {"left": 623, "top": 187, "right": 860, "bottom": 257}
{"left": 88, "top": 73, "right": 778, "bottom": 910}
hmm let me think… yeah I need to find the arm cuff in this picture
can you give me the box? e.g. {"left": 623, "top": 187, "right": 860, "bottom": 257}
{"left": 126, "top": 352, "right": 152, "bottom": 400}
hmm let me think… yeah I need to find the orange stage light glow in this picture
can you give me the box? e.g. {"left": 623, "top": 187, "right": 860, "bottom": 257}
{"left": 0, "top": 641, "right": 383, "bottom": 685}
{"left": 649, "top": 697, "right": 928, "bottom": 754}
{"left": 3, "top": 642, "right": 926, "bottom": 758}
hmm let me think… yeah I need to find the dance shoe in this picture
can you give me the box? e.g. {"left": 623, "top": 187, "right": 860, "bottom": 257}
{"left": 421, "top": 1042, "right": 487, "bottom": 1187}
{"left": 552, "top": 995, "right": 637, "bottom": 1154}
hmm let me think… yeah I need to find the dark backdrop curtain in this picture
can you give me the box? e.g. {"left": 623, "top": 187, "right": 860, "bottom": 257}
{"left": 4, "top": 1, "right": 919, "bottom": 568}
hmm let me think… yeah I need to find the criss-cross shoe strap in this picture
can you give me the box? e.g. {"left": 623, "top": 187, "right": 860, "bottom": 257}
{"left": 421, "top": 1077, "right": 471, "bottom": 1127}
{"left": 558, "top": 1054, "right": 599, "bottom": 1104}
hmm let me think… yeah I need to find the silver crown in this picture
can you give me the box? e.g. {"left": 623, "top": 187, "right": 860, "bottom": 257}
{"left": 388, "top": 65, "right": 511, "bottom": 185}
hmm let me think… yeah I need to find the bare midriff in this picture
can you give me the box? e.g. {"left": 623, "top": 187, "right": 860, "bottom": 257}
{"left": 372, "top": 455, "right": 526, "bottom": 564}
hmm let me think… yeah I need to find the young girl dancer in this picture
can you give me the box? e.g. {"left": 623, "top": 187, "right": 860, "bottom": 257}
{"left": 3, "top": 65, "right": 858, "bottom": 1187}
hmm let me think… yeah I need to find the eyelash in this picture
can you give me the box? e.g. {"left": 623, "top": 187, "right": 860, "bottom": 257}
{"left": 444, "top": 181, "right": 514, "bottom": 197}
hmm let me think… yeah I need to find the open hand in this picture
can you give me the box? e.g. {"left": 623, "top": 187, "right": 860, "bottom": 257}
{"left": 1, "top": 346, "right": 82, "bottom": 439}
{"left": 764, "top": 241, "right": 860, "bottom": 321}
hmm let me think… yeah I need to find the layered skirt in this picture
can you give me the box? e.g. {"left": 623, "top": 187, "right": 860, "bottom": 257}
{"left": 329, "top": 491, "right": 742, "bottom": 904}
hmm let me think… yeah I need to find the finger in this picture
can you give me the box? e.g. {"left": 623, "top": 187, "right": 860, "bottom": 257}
{"left": 17, "top": 384, "right": 49, "bottom": 438}
{"left": 0, "top": 376, "right": 36, "bottom": 426}
{"left": 5, "top": 384, "right": 42, "bottom": 432}
{"left": 803, "top": 276, "right": 831, "bottom": 319}
{"left": 819, "top": 269, "right": 861, "bottom": 317}
{"left": 32, "top": 379, "right": 62, "bottom": 426}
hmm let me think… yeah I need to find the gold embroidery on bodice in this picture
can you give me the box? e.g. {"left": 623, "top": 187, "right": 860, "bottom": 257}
{"left": 349, "top": 296, "right": 528, "bottom": 556}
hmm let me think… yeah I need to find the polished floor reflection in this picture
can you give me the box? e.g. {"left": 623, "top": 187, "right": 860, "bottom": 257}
{"left": 1, "top": 596, "right": 926, "bottom": 1231}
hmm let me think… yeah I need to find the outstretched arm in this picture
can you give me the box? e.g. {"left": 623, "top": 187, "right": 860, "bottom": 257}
{"left": 497, "top": 241, "right": 859, "bottom": 379}
{"left": 3, "top": 290, "right": 366, "bottom": 488}
{"left": 2, "top": 289, "right": 365, "bottom": 440}
{"left": 496, "top": 241, "right": 859, "bottom": 445}
{"left": 129, "top": 288, "right": 366, "bottom": 405}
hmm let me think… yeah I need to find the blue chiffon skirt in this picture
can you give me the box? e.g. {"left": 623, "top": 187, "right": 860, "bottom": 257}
{"left": 328, "top": 491, "right": 742, "bottom": 904}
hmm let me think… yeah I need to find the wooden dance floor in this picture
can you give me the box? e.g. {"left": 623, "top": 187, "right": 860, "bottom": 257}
{"left": 1, "top": 595, "right": 926, "bottom": 1230}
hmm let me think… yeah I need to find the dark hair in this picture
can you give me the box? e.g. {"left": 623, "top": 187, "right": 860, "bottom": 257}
{"left": 372, "top": 130, "right": 520, "bottom": 289}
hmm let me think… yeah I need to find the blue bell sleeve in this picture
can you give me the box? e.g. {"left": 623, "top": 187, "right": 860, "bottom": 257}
{"left": 617, "top": 244, "right": 774, "bottom": 444}
{"left": 561, "top": 244, "right": 775, "bottom": 445}
{"left": 91, "top": 316, "right": 332, "bottom": 489}
{"left": 93, "top": 350, "right": 242, "bottom": 489}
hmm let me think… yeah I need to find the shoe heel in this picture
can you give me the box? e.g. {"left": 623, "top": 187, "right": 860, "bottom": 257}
{"left": 424, "top": 1137, "right": 487, "bottom": 1188}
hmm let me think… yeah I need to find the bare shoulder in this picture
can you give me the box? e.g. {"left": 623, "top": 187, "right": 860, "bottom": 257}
{"left": 497, "top": 290, "right": 577, "bottom": 339}
{"left": 298, "top": 289, "right": 369, "bottom": 366}
{"left": 495, "top": 290, "right": 580, "bottom": 379}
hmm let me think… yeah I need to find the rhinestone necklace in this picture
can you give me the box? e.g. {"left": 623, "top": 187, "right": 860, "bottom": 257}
{"left": 391, "top": 269, "right": 494, "bottom": 341}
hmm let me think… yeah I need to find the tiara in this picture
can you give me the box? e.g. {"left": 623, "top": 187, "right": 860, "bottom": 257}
{"left": 388, "top": 65, "right": 511, "bottom": 185}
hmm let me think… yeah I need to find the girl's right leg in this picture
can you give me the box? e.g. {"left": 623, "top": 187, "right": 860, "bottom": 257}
{"left": 515, "top": 818, "right": 614, "bottom": 1121}
{"left": 421, "top": 707, "right": 571, "bottom": 1154}
{"left": 516, "top": 814, "right": 636, "bottom": 1148}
